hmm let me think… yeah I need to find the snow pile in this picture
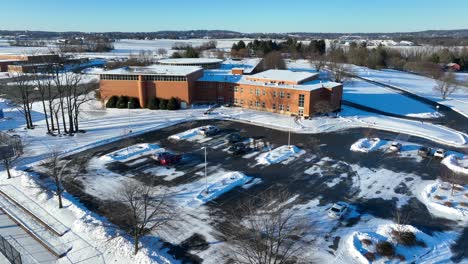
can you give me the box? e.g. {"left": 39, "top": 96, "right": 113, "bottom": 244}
{"left": 195, "top": 171, "right": 251, "bottom": 204}
{"left": 347, "top": 224, "right": 455, "bottom": 263}
{"left": 256, "top": 145, "right": 305, "bottom": 165}
{"left": 168, "top": 125, "right": 215, "bottom": 143}
{"left": 350, "top": 138, "right": 384, "bottom": 153}
{"left": 441, "top": 154, "right": 468, "bottom": 175}
{"left": 82, "top": 67, "right": 105, "bottom": 74}
{"left": 420, "top": 180, "right": 468, "bottom": 221}
{"left": 101, "top": 143, "right": 163, "bottom": 162}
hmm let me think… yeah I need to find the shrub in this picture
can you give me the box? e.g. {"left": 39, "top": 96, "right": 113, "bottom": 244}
{"left": 363, "top": 252, "right": 376, "bottom": 261}
{"left": 394, "top": 230, "right": 417, "bottom": 246}
{"left": 465, "top": 193, "right": 468, "bottom": 198}
{"left": 159, "top": 99, "right": 168, "bottom": 110}
{"left": 105, "top": 95, "right": 118, "bottom": 108}
{"left": 396, "top": 254, "right": 406, "bottom": 261}
{"left": 453, "top": 186, "right": 464, "bottom": 192}
{"left": 167, "top": 97, "right": 180, "bottom": 110}
{"left": 128, "top": 97, "right": 140, "bottom": 109}
{"left": 443, "top": 201, "right": 453, "bottom": 207}
{"left": 116, "top": 96, "right": 129, "bottom": 108}
{"left": 460, "top": 202, "right": 468, "bottom": 207}
{"left": 147, "top": 97, "right": 160, "bottom": 110}
{"left": 361, "top": 239, "right": 372, "bottom": 246}
{"left": 434, "top": 195, "right": 444, "bottom": 200}
{"left": 376, "top": 241, "right": 395, "bottom": 257}
{"left": 94, "top": 89, "right": 102, "bottom": 100}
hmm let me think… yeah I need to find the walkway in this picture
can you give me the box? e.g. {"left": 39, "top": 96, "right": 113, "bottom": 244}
{"left": 0, "top": 210, "right": 56, "bottom": 264}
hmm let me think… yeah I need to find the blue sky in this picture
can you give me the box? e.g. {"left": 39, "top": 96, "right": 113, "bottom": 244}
{"left": 1, "top": 0, "right": 467, "bottom": 33}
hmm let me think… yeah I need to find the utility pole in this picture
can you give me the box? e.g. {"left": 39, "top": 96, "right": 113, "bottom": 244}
{"left": 203, "top": 146, "right": 208, "bottom": 192}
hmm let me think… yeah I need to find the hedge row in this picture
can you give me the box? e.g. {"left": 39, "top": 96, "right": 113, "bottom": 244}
{"left": 106, "top": 96, "right": 141, "bottom": 109}
{"left": 106, "top": 96, "right": 180, "bottom": 110}
{"left": 147, "top": 97, "right": 180, "bottom": 110}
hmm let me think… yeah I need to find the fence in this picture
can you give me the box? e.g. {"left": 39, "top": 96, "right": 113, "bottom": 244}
{"left": 0, "top": 235, "right": 22, "bottom": 264}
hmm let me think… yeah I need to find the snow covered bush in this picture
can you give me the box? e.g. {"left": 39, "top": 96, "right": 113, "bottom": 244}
{"left": 105, "top": 95, "right": 118, "bottom": 108}
{"left": 392, "top": 229, "right": 417, "bottom": 246}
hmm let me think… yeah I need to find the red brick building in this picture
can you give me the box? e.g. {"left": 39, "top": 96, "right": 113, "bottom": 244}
{"left": 99, "top": 59, "right": 342, "bottom": 117}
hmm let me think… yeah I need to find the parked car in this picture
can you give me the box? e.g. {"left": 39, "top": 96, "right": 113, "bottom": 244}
{"left": 199, "top": 125, "right": 219, "bottom": 136}
{"left": 153, "top": 152, "right": 182, "bottom": 165}
{"left": 225, "top": 133, "right": 242, "bottom": 144}
{"left": 434, "top": 148, "right": 446, "bottom": 159}
{"left": 328, "top": 202, "right": 348, "bottom": 219}
{"left": 389, "top": 142, "right": 402, "bottom": 152}
{"left": 227, "top": 142, "right": 248, "bottom": 156}
{"left": 418, "top": 146, "right": 432, "bottom": 158}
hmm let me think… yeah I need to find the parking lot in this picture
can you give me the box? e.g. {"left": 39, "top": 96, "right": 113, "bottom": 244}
{"left": 36, "top": 119, "right": 466, "bottom": 263}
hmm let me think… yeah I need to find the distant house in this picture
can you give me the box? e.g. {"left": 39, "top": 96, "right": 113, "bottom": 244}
{"left": 446, "top": 63, "right": 461, "bottom": 72}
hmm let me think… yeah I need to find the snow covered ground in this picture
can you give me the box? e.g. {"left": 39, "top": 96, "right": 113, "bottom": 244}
{"left": 419, "top": 180, "right": 468, "bottom": 222}
{"left": 101, "top": 143, "right": 163, "bottom": 162}
{"left": 350, "top": 138, "right": 383, "bottom": 153}
{"left": 442, "top": 154, "right": 468, "bottom": 175}
{"left": 255, "top": 145, "right": 305, "bottom": 165}
{"left": 351, "top": 66, "right": 468, "bottom": 118}
{"left": 343, "top": 78, "right": 442, "bottom": 118}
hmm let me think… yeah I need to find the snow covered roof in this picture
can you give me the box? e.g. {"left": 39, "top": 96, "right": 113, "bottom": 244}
{"left": 101, "top": 65, "right": 202, "bottom": 76}
{"left": 221, "top": 58, "right": 263, "bottom": 74}
{"left": 247, "top": 69, "right": 318, "bottom": 84}
{"left": 158, "top": 58, "right": 222, "bottom": 65}
{"left": 198, "top": 69, "right": 340, "bottom": 91}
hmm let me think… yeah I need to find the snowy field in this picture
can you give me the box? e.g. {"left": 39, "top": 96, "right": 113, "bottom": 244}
{"left": 344, "top": 78, "right": 442, "bottom": 118}
{"left": 351, "top": 66, "right": 468, "bottom": 118}
{"left": 0, "top": 38, "right": 252, "bottom": 59}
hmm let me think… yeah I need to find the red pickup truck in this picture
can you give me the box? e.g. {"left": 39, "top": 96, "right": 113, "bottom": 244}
{"left": 153, "top": 152, "right": 182, "bottom": 165}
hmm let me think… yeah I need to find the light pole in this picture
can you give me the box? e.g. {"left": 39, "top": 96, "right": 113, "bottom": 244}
{"left": 288, "top": 114, "right": 295, "bottom": 148}
{"left": 202, "top": 146, "right": 208, "bottom": 192}
{"left": 126, "top": 101, "right": 131, "bottom": 156}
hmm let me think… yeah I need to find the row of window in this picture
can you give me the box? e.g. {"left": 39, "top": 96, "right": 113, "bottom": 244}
{"left": 233, "top": 99, "right": 293, "bottom": 112}
{"left": 234, "top": 86, "right": 294, "bottom": 99}
{"left": 100, "top": 74, "right": 187, "bottom": 82}
{"left": 143, "top": 75, "right": 187, "bottom": 81}
{"left": 100, "top": 74, "right": 139, "bottom": 80}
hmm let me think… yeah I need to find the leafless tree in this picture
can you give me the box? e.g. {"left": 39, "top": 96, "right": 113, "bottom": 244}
{"left": 222, "top": 191, "right": 309, "bottom": 264}
{"left": 327, "top": 62, "right": 349, "bottom": 83}
{"left": 0, "top": 133, "right": 24, "bottom": 179}
{"left": 44, "top": 148, "right": 70, "bottom": 208}
{"left": 309, "top": 54, "right": 326, "bottom": 72}
{"left": 263, "top": 51, "right": 286, "bottom": 70}
{"left": 117, "top": 182, "right": 174, "bottom": 254}
{"left": 9, "top": 72, "right": 36, "bottom": 129}
{"left": 157, "top": 48, "right": 168, "bottom": 58}
{"left": 433, "top": 71, "right": 458, "bottom": 99}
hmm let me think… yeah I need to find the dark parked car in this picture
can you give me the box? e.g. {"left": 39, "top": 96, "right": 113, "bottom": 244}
{"left": 153, "top": 152, "right": 182, "bottom": 165}
{"left": 225, "top": 133, "right": 243, "bottom": 144}
{"left": 227, "top": 142, "right": 248, "bottom": 156}
{"left": 418, "top": 146, "right": 432, "bottom": 158}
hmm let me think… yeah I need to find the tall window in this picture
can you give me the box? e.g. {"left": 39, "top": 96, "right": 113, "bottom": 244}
{"left": 298, "top": 94, "right": 305, "bottom": 107}
{"left": 240, "top": 87, "right": 244, "bottom": 93}
{"left": 272, "top": 103, "right": 276, "bottom": 110}
{"left": 255, "top": 101, "right": 260, "bottom": 107}
{"left": 287, "top": 92, "right": 291, "bottom": 99}
{"left": 262, "top": 102, "right": 266, "bottom": 108}
{"left": 286, "top": 105, "right": 290, "bottom": 112}
{"left": 279, "top": 104, "right": 284, "bottom": 111}
{"left": 250, "top": 88, "right": 253, "bottom": 94}
{"left": 280, "top": 91, "right": 285, "bottom": 98}
{"left": 273, "top": 91, "right": 277, "bottom": 97}
{"left": 255, "top": 89, "right": 260, "bottom": 96}
{"left": 262, "top": 90, "right": 266, "bottom": 96}
{"left": 234, "top": 86, "right": 239, "bottom": 92}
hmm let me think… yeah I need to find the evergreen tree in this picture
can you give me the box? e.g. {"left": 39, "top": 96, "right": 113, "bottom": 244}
{"left": 116, "top": 96, "right": 129, "bottom": 109}
{"left": 128, "top": 97, "right": 140, "bottom": 109}
{"left": 167, "top": 97, "right": 180, "bottom": 110}
{"left": 105, "top": 96, "right": 118, "bottom": 108}
{"left": 159, "top": 99, "right": 168, "bottom": 110}
{"left": 147, "top": 97, "right": 160, "bottom": 110}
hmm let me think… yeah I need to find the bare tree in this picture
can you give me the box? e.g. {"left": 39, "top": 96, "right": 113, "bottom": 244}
{"left": 117, "top": 182, "right": 173, "bottom": 254}
{"left": 9, "top": 72, "right": 36, "bottom": 129}
{"left": 157, "top": 48, "right": 168, "bottom": 58}
{"left": 434, "top": 71, "right": 458, "bottom": 99}
{"left": 45, "top": 148, "right": 71, "bottom": 208}
{"left": 309, "top": 54, "right": 326, "bottom": 72}
{"left": 263, "top": 51, "right": 286, "bottom": 70}
{"left": 223, "top": 192, "right": 309, "bottom": 264}
{"left": 327, "top": 62, "right": 349, "bottom": 83}
{"left": 0, "top": 133, "right": 24, "bottom": 179}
